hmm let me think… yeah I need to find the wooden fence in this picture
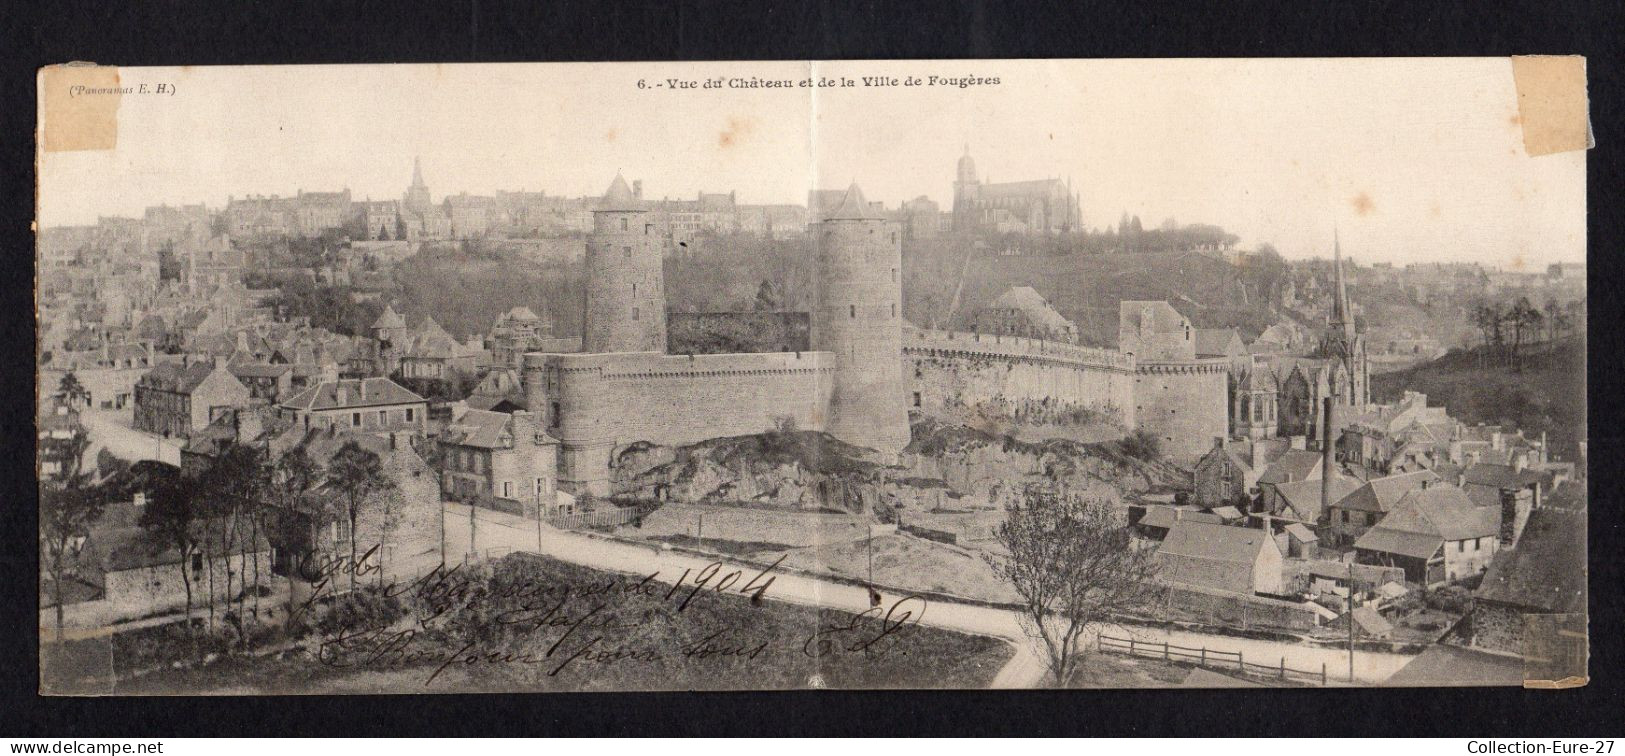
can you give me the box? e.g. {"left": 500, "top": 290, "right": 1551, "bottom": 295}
{"left": 545, "top": 506, "right": 643, "bottom": 530}
{"left": 1097, "top": 633, "right": 1328, "bottom": 686}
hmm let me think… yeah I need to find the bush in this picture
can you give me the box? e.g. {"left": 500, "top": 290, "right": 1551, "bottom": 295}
{"left": 312, "top": 589, "right": 406, "bottom": 637}
{"left": 1121, "top": 429, "right": 1162, "bottom": 462}
{"left": 1424, "top": 585, "right": 1473, "bottom": 614}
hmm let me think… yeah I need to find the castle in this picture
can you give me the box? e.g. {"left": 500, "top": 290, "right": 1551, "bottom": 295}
{"left": 519, "top": 174, "right": 1226, "bottom": 495}
{"left": 951, "top": 146, "right": 1082, "bottom": 235}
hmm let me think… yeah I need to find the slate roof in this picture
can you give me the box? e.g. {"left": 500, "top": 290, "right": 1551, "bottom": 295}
{"left": 137, "top": 361, "right": 219, "bottom": 394}
{"left": 1156, "top": 521, "right": 1278, "bottom": 595}
{"left": 279, "top": 377, "right": 425, "bottom": 411}
{"left": 1474, "top": 507, "right": 1586, "bottom": 613}
{"left": 987, "top": 287, "right": 1074, "bottom": 332}
{"left": 1284, "top": 523, "right": 1318, "bottom": 542}
{"left": 229, "top": 363, "right": 292, "bottom": 379}
{"left": 1257, "top": 450, "right": 1323, "bottom": 485}
{"left": 372, "top": 305, "right": 407, "bottom": 330}
{"left": 1339, "top": 470, "right": 1440, "bottom": 514}
{"left": 1354, "top": 485, "right": 1498, "bottom": 560}
{"left": 596, "top": 174, "right": 644, "bottom": 212}
{"left": 823, "top": 184, "right": 883, "bottom": 221}
{"left": 441, "top": 408, "right": 517, "bottom": 449}
{"left": 1193, "top": 328, "right": 1245, "bottom": 358}
{"left": 1270, "top": 474, "right": 1360, "bottom": 524}
{"left": 1139, "top": 506, "right": 1223, "bottom": 531}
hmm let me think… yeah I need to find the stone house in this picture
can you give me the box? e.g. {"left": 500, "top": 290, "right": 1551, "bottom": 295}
{"left": 437, "top": 409, "right": 559, "bottom": 517}
{"left": 1192, "top": 440, "right": 1256, "bottom": 508}
{"left": 229, "top": 363, "right": 294, "bottom": 404}
{"left": 73, "top": 500, "right": 273, "bottom": 622}
{"left": 1354, "top": 484, "right": 1500, "bottom": 587}
{"left": 272, "top": 431, "right": 443, "bottom": 584}
{"left": 277, "top": 377, "right": 428, "bottom": 435}
{"left": 1155, "top": 520, "right": 1284, "bottom": 595}
{"left": 133, "top": 359, "right": 253, "bottom": 439}
{"left": 1470, "top": 507, "right": 1586, "bottom": 657}
{"left": 1322, "top": 470, "right": 1439, "bottom": 549}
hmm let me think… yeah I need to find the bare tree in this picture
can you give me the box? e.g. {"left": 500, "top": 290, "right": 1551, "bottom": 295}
{"left": 139, "top": 474, "right": 199, "bottom": 635}
{"left": 986, "top": 485, "right": 1162, "bottom": 687}
{"left": 326, "top": 441, "right": 395, "bottom": 592}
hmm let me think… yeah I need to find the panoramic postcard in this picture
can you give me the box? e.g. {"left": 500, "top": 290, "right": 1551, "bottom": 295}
{"left": 36, "top": 59, "right": 1587, "bottom": 693}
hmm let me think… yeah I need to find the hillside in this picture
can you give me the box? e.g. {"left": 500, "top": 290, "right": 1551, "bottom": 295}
{"left": 1371, "top": 338, "right": 1586, "bottom": 463}
{"left": 904, "top": 240, "right": 1284, "bottom": 347}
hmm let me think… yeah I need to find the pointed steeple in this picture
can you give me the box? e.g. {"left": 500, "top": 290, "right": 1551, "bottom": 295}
{"left": 411, "top": 156, "right": 425, "bottom": 188}
{"left": 824, "top": 183, "right": 881, "bottom": 221}
{"left": 1331, "top": 227, "right": 1355, "bottom": 341}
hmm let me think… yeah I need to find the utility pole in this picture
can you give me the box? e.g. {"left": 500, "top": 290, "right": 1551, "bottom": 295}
{"left": 1347, "top": 560, "right": 1357, "bottom": 683}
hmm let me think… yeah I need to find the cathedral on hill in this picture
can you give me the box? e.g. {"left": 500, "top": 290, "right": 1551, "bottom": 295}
{"left": 951, "top": 146, "right": 1081, "bottom": 235}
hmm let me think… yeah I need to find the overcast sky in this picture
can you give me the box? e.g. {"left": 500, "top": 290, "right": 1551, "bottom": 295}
{"left": 38, "top": 59, "right": 1585, "bottom": 268}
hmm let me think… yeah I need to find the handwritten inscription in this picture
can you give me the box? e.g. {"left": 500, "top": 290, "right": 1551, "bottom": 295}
{"left": 297, "top": 547, "right": 927, "bottom": 687}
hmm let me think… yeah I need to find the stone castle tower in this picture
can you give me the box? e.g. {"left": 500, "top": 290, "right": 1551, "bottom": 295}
{"left": 582, "top": 173, "right": 666, "bottom": 354}
{"left": 812, "top": 184, "right": 911, "bottom": 456}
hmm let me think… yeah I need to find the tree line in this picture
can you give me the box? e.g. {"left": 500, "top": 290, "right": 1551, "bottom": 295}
{"left": 1470, "top": 296, "right": 1583, "bottom": 368}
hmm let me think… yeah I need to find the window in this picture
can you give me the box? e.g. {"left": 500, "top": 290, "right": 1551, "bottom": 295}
{"left": 891, "top": 268, "right": 898, "bottom": 283}
{"left": 1458, "top": 540, "right": 1465, "bottom": 553}
{"left": 632, "top": 307, "right": 640, "bottom": 321}
{"left": 912, "top": 391, "right": 922, "bottom": 407}
{"left": 352, "top": 412, "right": 361, "bottom": 427}
{"left": 1341, "top": 511, "right": 1349, "bottom": 524}
{"left": 619, "top": 218, "right": 628, "bottom": 231}
{"left": 502, "top": 481, "right": 512, "bottom": 498}
{"left": 891, "top": 303, "right": 897, "bottom": 318}
{"left": 406, "top": 408, "right": 414, "bottom": 422}
{"left": 632, "top": 283, "right": 637, "bottom": 296}
{"left": 550, "top": 402, "right": 561, "bottom": 427}
{"left": 623, "top": 246, "right": 631, "bottom": 257}
{"left": 849, "top": 304, "right": 856, "bottom": 319}
{"left": 379, "top": 410, "right": 387, "bottom": 425}
{"left": 535, "top": 477, "right": 547, "bottom": 496}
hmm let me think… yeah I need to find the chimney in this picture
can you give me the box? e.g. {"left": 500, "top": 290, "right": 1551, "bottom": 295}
{"left": 1498, "top": 488, "right": 1519, "bottom": 546}
{"left": 1540, "top": 431, "right": 1549, "bottom": 464}
{"left": 133, "top": 492, "right": 146, "bottom": 507}
{"left": 1319, "top": 396, "right": 1336, "bottom": 526}
{"left": 1513, "top": 451, "right": 1528, "bottom": 473}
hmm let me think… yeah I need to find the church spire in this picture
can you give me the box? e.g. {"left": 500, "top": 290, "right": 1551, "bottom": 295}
{"left": 411, "top": 156, "right": 425, "bottom": 188}
{"left": 1331, "top": 227, "right": 1355, "bottom": 341}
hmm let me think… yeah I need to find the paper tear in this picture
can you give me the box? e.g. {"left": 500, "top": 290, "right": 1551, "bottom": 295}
{"left": 1510, "top": 56, "right": 1591, "bottom": 157}
{"left": 1522, "top": 612, "right": 1588, "bottom": 689}
{"left": 40, "top": 63, "right": 121, "bottom": 152}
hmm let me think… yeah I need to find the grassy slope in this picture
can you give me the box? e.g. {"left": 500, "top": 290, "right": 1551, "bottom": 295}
{"left": 1371, "top": 338, "right": 1586, "bottom": 462}
{"left": 67, "top": 553, "right": 1012, "bottom": 694}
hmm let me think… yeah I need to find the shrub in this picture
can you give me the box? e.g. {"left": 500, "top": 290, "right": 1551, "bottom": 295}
{"left": 1121, "top": 429, "right": 1162, "bottom": 462}
{"left": 1424, "top": 585, "right": 1473, "bottom": 614}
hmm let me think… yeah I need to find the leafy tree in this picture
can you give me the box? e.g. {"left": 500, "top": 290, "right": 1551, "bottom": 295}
{"left": 40, "top": 475, "right": 105, "bottom": 642}
{"left": 986, "top": 485, "right": 1162, "bottom": 687}
{"left": 326, "top": 442, "right": 396, "bottom": 591}
{"left": 56, "top": 372, "right": 90, "bottom": 408}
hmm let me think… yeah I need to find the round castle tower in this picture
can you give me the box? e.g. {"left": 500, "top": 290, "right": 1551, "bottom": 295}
{"left": 811, "top": 184, "right": 911, "bottom": 456}
{"left": 583, "top": 173, "right": 666, "bottom": 354}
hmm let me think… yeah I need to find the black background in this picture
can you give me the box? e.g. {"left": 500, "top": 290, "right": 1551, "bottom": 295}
{"left": 3, "top": 0, "right": 1621, "bottom": 737}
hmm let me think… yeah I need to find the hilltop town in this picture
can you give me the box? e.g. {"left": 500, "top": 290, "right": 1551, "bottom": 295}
{"left": 38, "top": 152, "right": 1587, "bottom": 692}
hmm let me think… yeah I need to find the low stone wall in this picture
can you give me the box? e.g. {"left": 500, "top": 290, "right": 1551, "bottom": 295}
{"left": 1161, "top": 582, "right": 1328, "bottom": 632}
{"left": 628, "top": 504, "right": 883, "bottom": 549}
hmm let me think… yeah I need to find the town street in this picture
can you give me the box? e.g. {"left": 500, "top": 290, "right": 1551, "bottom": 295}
{"left": 78, "top": 408, "right": 183, "bottom": 468}
{"left": 442, "top": 502, "right": 1419, "bottom": 687}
